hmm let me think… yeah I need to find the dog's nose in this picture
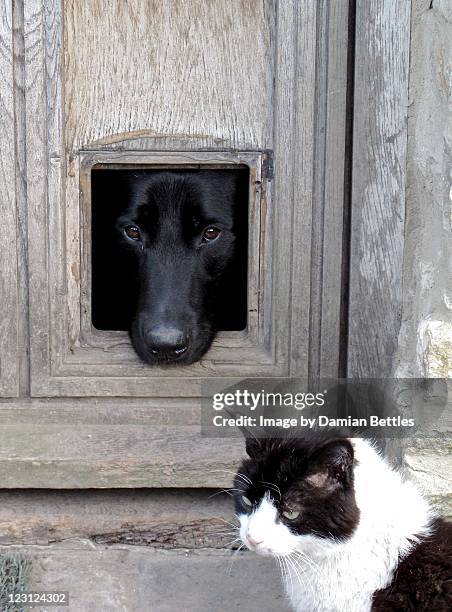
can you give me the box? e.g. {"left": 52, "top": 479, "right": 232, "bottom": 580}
{"left": 144, "top": 326, "right": 188, "bottom": 358}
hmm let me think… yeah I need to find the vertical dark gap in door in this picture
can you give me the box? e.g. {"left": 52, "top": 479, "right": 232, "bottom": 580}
{"left": 338, "top": 0, "right": 356, "bottom": 379}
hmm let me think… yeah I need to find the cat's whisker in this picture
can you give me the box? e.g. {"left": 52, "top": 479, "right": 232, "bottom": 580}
{"left": 280, "top": 555, "right": 294, "bottom": 597}
{"left": 291, "top": 555, "right": 318, "bottom": 579}
{"left": 280, "top": 557, "right": 288, "bottom": 580}
{"left": 282, "top": 555, "right": 296, "bottom": 595}
{"left": 223, "top": 537, "right": 241, "bottom": 548}
{"left": 292, "top": 550, "right": 320, "bottom": 572}
{"left": 227, "top": 543, "right": 245, "bottom": 576}
{"left": 276, "top": 556, "right": 284, "bottom": 579}
{"left": 291, "top": 553, "right": 315, "bottom": 596}
{"left": 286, "top": 558, "right": 295, "bottom": 598}
{"left": 275, "top": 555, "right": 286, "bottom": 587}
{"left": 235, "top": 475, "right": 253, "bottom": 488}
{"left": 258, "top": 480, "right": 281, "bottom": 499}
{"left": 278, "top": 556, "right": 288, "bottom": 584}
{"left": 215, "top": 534, "right": 242, "bottom": 548}
{"left": 208, "top": 488, "right": 244, "bottom": 499}
{"left": 291, "top": 550, "right": 312, "bottom": 566}
{"left": 214, "top": 517, "right": 240, "bottom": 529}
{"left": 209, "top": 470, "right": 252, "bottom": 487}
{"left": 288, "top": 553, "right": 314, "bottom": 593}
{"left": 285, "top": 554, "right": 302, "bottom": 584}
{"left": 217, "top": 523, "right": 239, "bottom": 533}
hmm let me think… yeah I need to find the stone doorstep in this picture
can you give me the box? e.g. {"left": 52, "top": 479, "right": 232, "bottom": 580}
{"left": 0, "top": 542, "right": 286, "bottom": 612}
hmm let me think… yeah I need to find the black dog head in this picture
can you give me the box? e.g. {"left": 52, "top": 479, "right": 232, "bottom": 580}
{"left": 117, "top": 171, "right": 240, "bottom": 365}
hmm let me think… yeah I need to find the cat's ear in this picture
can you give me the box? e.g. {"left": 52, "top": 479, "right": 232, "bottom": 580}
{"left": 245, "top": 437, "right": 262, "bottom": 458}
{"left": 306, "top": 439, "right": 354, "bottom": 490}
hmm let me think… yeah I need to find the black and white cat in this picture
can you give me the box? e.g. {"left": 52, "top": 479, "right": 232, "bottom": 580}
{"left": 234, "top": 437, "right": 452, "bottom": 611}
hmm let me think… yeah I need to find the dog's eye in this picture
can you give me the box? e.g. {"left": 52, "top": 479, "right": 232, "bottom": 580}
{"left": 124, "top": 225, "right": 141, "bottom": 241}
{"left": 281, "top": 509, "right": 300, "bottom": 520}
{"left": 202, "top": 226, "right": 221, "bottom": 242}
{"left": 241, "top": 495, "right": 253, "bottom": 507}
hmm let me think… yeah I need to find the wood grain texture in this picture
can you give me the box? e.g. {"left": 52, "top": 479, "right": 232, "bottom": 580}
{"left": 12, "top": 0, "right": 31, "bottom": 396}
{"left": 0, "top": 399, "right": 245, "bottom": 488}
{"left": 306, "top": 0, "right": 350, "bottom": 378}
{"left": 269, "top": 0, "right": 321, "bottom": 376}
{"left": 23, "top": 0, "right": 49, "bottom": 391}
{"left": 347, "top": 0, "right": 411, "bottom": 377}
{"left": 64, "top": 0, "right": 275, "bottom": 152}
{"left": 0, "top": 0, "right": 19, "bottom": 397}
{"left": 315, "top": 0, "right": 350, "bottom": 377}
{"left": 0, "top": 490, "right": 235, "bottom": 548}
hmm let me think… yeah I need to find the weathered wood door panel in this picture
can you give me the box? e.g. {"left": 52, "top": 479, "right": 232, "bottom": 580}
{"left": 0, "top": 1, "right": 19, "bottom": 397}
{"left": 347, "top": 0, "right": 411, "bottom": 377}
{"left": 24, "top": 0, "right": 323, "bottom": 398}
{"left": 64, "top": 0, "right": 274, "bottom": 152}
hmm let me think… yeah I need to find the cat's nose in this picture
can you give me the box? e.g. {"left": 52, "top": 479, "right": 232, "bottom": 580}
{"left": 247, "top": 534, "right": 264, "bottom": 547}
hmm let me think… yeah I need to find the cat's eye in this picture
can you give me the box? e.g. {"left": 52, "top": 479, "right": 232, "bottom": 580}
{"left": 202, "top": 226, "right": 221, "bottom": 242}
{"left": 124, "top": 225, "right": 141, "bottom": 241}
{"left": 241, "top": 495, "right": 253, "bottom": 507}
{"left": 282, "top": 509, "right": 300, "bottom": 520}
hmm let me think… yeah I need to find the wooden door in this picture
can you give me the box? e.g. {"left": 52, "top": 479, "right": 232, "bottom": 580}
{"left": 0, "top": 0, "right": 412, "bottom": 487}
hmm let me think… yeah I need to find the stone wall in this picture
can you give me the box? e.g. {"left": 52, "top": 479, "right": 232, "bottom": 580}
{"left": 395, "top": 0, "right": 452, "bottom": 518}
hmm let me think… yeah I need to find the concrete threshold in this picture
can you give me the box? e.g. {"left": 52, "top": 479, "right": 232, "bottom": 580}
{"left": 0, "top": 540, "right": 287, "bottom": 612}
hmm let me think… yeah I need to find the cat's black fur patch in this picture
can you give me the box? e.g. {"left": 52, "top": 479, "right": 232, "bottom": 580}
{"left": 234, "top": 437, "right": 360, "bottom": 540}
{"left": 372, "top": 517, "right": 452, "bottom": 611}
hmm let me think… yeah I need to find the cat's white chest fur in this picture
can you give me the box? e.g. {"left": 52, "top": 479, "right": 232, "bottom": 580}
{"left": 284, "top": 540, "right": 383, "bottom": 612}
{"left": 238, "top": 439, "right": 432, "bottom": 612}
{"left": 286, "top": 561, "right": 374, "bottom": 612}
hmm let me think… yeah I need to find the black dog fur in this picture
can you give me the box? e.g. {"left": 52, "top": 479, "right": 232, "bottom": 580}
{"left": 117, "top": 171, "right": 241, "bottom": 365}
